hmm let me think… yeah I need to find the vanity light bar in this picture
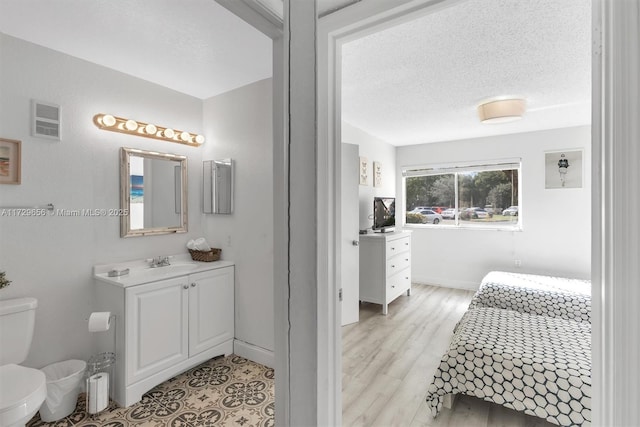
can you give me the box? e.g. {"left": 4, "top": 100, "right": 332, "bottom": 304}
{"left": 93, "top": 114, "right": 205, "bottom": 147}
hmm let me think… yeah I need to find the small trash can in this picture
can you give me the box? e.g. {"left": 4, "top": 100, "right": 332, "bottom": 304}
{"left": 39, "top": 359, "right": 87, "bottom": 422}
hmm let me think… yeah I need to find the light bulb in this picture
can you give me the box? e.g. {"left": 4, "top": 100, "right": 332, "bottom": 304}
{"left": 195, "top": 135, "right": 205, "bottom": 144}
{"left": 180, "top": 131, "right": 190, "bottom": 142}
{"left": 163, "top": 128, "right": 175, "bottom": 138}
{"left": 145, "top": 124, "right": 157, "bottom": 135}
{"left": 125, "top": 119, "right": 138, "bottom": 131}
{"left": 102, "top": 114, "right": 116, "bottom": 127}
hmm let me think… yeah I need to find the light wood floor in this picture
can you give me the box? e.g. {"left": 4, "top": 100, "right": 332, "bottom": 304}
{"left": 342, "top": 283, "right": 556, "bottom": 427}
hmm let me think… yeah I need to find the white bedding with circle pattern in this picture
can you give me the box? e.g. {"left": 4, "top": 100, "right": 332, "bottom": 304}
{"left": 426, "top": 307, "right": 591, "bottom": 426}
{"left": 468, "top": 271, "right": 591, "bottom": 323}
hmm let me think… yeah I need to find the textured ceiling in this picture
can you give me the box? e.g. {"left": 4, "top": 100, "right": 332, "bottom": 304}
{"left": 342, "top": 0, "right": 592, "bottom": 145}
{"left": 0, "top": 0, "right": 272, "bottom": 99}
{"left": 0, "top": 0, "right": 591, "bottom": 143}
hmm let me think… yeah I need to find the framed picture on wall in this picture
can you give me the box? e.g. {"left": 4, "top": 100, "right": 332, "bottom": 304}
{"left": 0, "top": 138, "right": 21, "bottom": 185}
{"left": 373, "top": 161, "right": 382, "bottom": 187}
{"left": 359, "top": 156, "right": 368, "bottom": 186}
{"left": 545, "top": 149, "right": 583, "bottom": 189}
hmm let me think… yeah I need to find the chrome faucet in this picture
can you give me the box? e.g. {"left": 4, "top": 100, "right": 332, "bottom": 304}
{"left": 149, "top": 256, "right": 171, "bottom": 268}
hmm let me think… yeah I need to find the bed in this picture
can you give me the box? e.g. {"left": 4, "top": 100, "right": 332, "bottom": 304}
{"left": 426, "top": 307, "right": 591, "bottom": 427}
{"left": 467, "top": 271, "right": 591, "bottom": 323}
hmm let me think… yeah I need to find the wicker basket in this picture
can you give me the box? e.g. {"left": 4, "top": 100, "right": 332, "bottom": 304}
{"left": 188, "top": 248, "right": 221, "bottom": 262}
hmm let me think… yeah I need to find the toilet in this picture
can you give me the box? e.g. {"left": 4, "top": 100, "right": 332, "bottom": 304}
{"left": 0, "top": 298, "right": 47, "bottom": 427}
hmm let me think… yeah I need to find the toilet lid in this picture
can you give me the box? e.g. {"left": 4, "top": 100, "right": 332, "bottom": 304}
{"left": 0, "top": 364, "right": 46, "bottom": 411}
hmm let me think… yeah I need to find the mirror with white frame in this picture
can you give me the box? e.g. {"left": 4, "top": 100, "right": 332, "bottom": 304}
{"left": 203, "top": 159, "right": 234, "bottom": 214}
{"left": 120, "top": 147, "right": 188, "bottom": 237}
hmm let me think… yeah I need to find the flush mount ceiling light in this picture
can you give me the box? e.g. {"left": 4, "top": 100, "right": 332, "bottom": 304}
{"left": 93, "top": 114, "right": 205, "bottom": 147}
{"left": 477, "top": 98, "right": 526, "bottom": 124}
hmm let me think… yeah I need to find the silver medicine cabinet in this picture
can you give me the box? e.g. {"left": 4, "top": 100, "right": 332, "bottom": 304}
{"left": 203, "top": 159, "right": 234, "bottom": 214}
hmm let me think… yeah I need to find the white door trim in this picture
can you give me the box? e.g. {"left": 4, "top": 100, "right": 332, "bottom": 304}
{"left": 319, "top": 0, "right": 610, "bottom": 425}
{"left": 591, "top": 1, "right": 640, "bottom": 425}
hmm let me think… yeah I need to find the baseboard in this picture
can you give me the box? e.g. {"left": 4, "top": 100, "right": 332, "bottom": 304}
{"left": 412, "top": 275, "right": 478, "bottom": 291}
{"left": 234, "top": 339, "right": 274, "bottom": 368}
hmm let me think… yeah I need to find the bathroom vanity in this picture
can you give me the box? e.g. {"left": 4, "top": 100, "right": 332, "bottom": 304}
{"left": 93, "top": 256, "right": 234, "bottom": 407}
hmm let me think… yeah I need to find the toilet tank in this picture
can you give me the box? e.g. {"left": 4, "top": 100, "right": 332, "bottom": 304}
{"left": 0, "top": 297, "right": 38, "bottom": 365}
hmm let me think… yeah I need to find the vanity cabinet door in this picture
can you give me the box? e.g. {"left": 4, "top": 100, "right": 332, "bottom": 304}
{"left": 125, "top": 277, "right": 189, "bottom": 385}
{"left": 188, "top": 266, "right": 235, "bottom": 357}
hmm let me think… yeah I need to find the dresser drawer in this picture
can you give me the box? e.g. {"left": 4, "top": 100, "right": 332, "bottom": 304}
{"left": 385, "top": 236, "right": 411, "bottom": 256}
{"left": 386, "top": 268, "right": 411, "bottom": 299}
{"left": 386, "top": 253, "right": 411, "bottom": 277}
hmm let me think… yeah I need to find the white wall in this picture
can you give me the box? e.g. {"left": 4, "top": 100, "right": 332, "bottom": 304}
{"left": 0, "top": 34, "right": 206, "bottom": 368}
{"left": 202, "top": 78, "right": 274, "bottom": 358}
{"left": 396, "top": 126, "right": 591, "bottom": 289}
{"left": 342, "top": 121, "right": 396, "bottom": 230}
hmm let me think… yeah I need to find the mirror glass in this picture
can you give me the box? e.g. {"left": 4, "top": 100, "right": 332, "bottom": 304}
{"left": 203, "top": 159, "right": 234, "bottom": 214}
{"left": 120, "top": 147, "right": 188, "bottom": 237}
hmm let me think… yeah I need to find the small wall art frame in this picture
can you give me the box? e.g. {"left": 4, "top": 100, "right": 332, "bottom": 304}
{"left": 0, "top": 138, "right": 21, "bottom": 185}
{"left": 359, "top": 156, "right": 368, "bottom": 186}
{"left": 373, "top": 161, "right": 382, "bottom": 187}
{"left": 545, "top": 149, "right": 583, "bottom": 189}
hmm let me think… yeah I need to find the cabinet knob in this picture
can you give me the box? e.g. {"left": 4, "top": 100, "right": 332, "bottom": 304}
{"left": 183, "top": 285, "right": 189, "bottom": 289}
{"left": 391, "top": 285, "right": 395, "bottom": 288}
{"left": 405, "top": 258, "right": 409, "bottom": 261}
{"left": 191, "top": 283, "right": 197, "bottom": 287}
{"left": 352, "top": 240, "right": 359, "bottom": 246}
{"left": 391, "top": 265, "right": 395, "bottom": 268}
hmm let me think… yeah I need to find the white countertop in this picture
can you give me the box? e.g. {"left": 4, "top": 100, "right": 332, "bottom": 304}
{"left": 94, "top": 253, "right": 234, "bottom": 288}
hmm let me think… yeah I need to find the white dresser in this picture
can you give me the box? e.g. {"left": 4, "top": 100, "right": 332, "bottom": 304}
{"left": 359, "top": 231, "right": 412, "bottom": 315}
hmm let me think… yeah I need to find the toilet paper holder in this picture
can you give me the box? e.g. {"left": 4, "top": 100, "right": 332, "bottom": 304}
{"left": 85, "top": 352, "right": 115, "bottom": 414}
{"left": 86, "top": 312, "right": 117, "bottom": 414}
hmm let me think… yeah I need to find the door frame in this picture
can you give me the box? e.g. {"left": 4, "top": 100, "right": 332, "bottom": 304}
{"left": 319, "top": 1, "right": 610, "bottom": 424}
{"left": 217, "top": 0, "right": 640, "bottom": 425}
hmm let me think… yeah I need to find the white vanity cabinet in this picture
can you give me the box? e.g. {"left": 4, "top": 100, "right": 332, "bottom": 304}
{"left": 125, "top": 276, "right": 189, "bottom": 386}
{"left": 359, "top": 231, "right": 412, "bottom": 315}
{"left": 95, "top": 261, "right": 234, "bottom": 407}
{"left": 188, "top": 268, "right": 234, "bottom": 356}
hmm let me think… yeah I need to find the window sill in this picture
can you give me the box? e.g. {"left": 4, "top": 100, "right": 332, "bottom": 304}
{"left": 403, "top": 223, "right": 522, "bottom": 232}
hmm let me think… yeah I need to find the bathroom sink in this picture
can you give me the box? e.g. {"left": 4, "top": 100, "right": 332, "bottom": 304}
{"left": 142, "top": 263, "right": 199, "bottom": 276}
{"left": 95, "top": 256, "right": 233, "bottom": 288}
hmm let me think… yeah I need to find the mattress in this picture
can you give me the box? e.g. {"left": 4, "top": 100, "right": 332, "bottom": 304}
{"left": 426, "top": 307, "right": 591, "bottom": 427}
{"left": 468, "top": 271, "right": 591, "bottom": 323}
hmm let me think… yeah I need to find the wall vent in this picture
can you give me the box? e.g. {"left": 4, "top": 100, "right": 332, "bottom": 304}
{"left": 31, "top": 100, "right": 60, "bottom": 140}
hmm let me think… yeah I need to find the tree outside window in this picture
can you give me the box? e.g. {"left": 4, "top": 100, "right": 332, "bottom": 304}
{"left": 404, "top": 165, "right": 519, "bottom": 228}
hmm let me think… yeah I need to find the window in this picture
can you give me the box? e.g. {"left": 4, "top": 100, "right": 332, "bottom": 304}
{"left": 403, "top": 160, "right": 520, "bottom": 228}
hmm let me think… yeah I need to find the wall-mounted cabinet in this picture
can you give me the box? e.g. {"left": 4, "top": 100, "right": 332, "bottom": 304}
{"left": 203, "top": 159, "right": 234, "bottom": 214}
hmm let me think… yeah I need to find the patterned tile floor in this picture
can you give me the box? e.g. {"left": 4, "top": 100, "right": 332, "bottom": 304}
{"left": 27, "top": 355, "right": 274, "bottom": 427}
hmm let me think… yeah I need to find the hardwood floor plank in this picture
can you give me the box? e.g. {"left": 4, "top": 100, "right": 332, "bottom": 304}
{"left": 343, "top": 283, "right": 556, "bottom": 427}
{"left": 411, "top": 395, "right": 490, "bottom": 427}
{"left": 342, "top": 373, "right": 403, "bottom": 426}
